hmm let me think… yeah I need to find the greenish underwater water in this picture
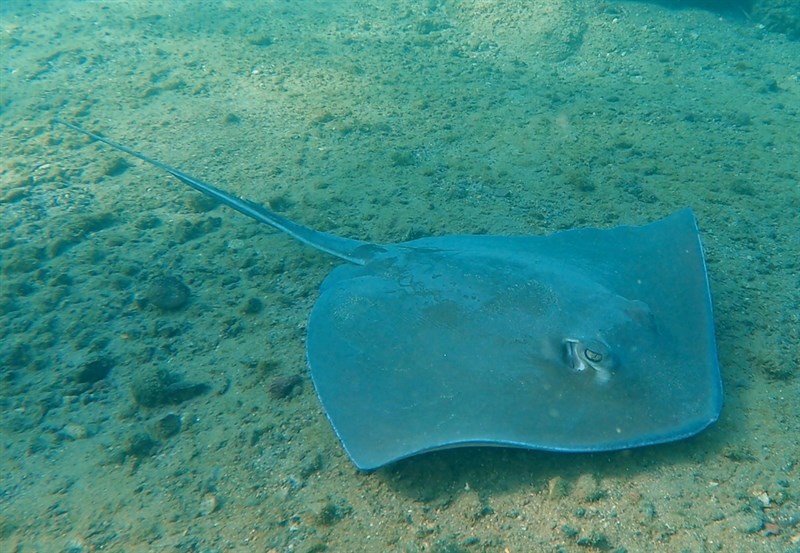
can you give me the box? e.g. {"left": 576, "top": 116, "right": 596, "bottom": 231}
{"left": 1, "top": 1, "right": 798, "bottom": 552}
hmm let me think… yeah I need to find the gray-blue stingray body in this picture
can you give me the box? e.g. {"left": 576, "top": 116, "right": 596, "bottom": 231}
{"left": 57, "top": 120, "right": 723, "bottom": 470}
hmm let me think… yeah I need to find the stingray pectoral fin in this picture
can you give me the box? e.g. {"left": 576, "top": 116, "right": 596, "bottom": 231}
{"left": 307, "top": 210, "right": 721, "bottom": 470}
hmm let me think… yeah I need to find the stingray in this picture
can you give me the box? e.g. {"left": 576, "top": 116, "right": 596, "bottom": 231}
{"left": 56, "top": 120, "right": 723, "bottom": 470}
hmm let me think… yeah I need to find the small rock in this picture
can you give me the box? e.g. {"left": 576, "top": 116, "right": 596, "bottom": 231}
{"left": 144, "top": 276, "right": 191, "bottom": 311}
{"left": 152, "top": 413, "right": 182, "bottom": 440}
{"left": 103, "top": 156, "right": 131, "bottom": 177}
{"left": 268, "top": 374, "right": 302, "bottom": 400}
{"left": 240, "top": 296, "right": 263, "bottom": 315}
{"left": 61, "top": 423, "right": 88, "bottom": 440}
{"left": 74, "top": 356, "right": 114, "bottom": 384}
{"left": 314, "top": 499, "right": 349, "bottom": 526}
{"left": 548, "top": 476, "right": 570, "bottom": 498}
{"left": 131, "top": 366, "right": 210, "bottom": 407}
{"left": 763, "top": 522, "right": 780, "bottom": 537}
{"left": 186, "top": 194, "right": 219, "bottom": 213}
{"left": 199, "top": 492, "right": 218, "bottom": 516}
{"left": 125, "top": 432, "right": 159, "bottom": 458}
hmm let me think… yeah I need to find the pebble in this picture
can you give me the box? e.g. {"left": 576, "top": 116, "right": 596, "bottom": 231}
{"left": 268, "top": 374, "right": 302, "bottom": 400}
{"left": 153, "top": 413, "right": 182, "bottom": 440}
{"left": 199, "top": 492, "right": 218, "bottom": 516}
{"left": 144, "top": 275, "right": 191, "bottom": 311}
{"left": 61, "top": 423, "right": 88, "bottom": 440}
{"left": 74, "top": 356, "right": 114, "bottom": 384}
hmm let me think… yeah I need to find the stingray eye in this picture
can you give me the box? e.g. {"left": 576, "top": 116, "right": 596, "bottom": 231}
{"left": 584, "top": 348, "right": 603, "bottom": 363}
{"left": 564, "top": 338, "right": 614, "bottom": 384}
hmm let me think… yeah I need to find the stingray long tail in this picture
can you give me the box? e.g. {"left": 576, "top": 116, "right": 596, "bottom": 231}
{"left": 54, "top": 119, "right": 383, "bottom": 265}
